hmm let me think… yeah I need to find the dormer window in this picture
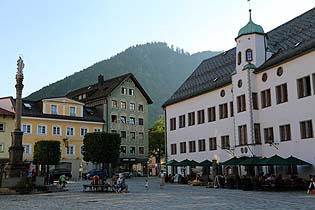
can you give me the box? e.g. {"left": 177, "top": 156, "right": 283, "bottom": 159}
{"left": 246, "top": 49, "right": 253, "bottom": 62}
{"left": 237, "top": 52, "right": 242, "bottom": 65}
{"left": 51, "top": 104, "right": 57, "bottom": 115}
{"left": 70, "top": 106, "right": 76, "bottom": 116}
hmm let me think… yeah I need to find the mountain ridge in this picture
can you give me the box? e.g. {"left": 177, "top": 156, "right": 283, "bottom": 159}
{"left": 26, "top": 42, "right": 221, "bottom": 126}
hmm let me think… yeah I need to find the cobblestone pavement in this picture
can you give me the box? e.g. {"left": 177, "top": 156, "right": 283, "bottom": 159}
{"left": 0, "top": 177, "right": 314, "bottom": 210}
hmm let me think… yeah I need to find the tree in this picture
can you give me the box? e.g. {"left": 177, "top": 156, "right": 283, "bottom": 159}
{"left": 149, "top": 115, "right": 165, "bottom": 171}
{"left": 82, "top": 132, "right": 121, "bottom": 175}
{"left": 33, "top": 140, "right": 61, "bottom": 176}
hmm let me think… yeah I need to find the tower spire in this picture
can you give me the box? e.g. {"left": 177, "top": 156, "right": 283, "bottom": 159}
{"left": 248, "top": 0, "right": 252, "bottom": 21}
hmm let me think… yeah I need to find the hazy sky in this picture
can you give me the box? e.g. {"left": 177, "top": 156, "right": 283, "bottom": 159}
{"left": 1, "top": 0, "right": 314, "bottom": 97}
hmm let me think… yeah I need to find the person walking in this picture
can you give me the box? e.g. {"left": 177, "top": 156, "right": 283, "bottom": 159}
{"left": 145, "top": 179, "right": 149, "bottom": 190}
{"left": 159, "top": 170, "right": 165, "bottom": 189}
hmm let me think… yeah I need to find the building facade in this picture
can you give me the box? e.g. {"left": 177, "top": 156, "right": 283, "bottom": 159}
{"left": 163, "top": 8, "right": 315, "bottom": 177}
{"left": 67, "top": 73, "right": 152, "bottom": 173}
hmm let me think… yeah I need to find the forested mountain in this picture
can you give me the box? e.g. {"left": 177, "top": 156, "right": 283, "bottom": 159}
{"left": 27, "top": 42, "right": 220, "bottom": 126}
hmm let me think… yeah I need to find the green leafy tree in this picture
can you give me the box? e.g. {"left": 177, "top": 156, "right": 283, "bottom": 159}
{"left": 82, "top": 132, "right": 121, "bottom": 174}
{"left": 149, "top": 115, "right": 165, "bottom": 170}
{"left": 33, "top": 140, "right": 61, "bottom": 175}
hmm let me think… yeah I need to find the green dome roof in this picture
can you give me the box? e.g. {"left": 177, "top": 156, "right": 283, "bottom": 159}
{"left": 238, "top": 10, "right": 264, "bottom": 37}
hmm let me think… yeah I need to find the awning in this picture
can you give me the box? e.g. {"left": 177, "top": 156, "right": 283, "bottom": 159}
{"left": 221, "top": 156, "right": 249, "bottom": 165}
{"left": 285, "top": 156, "right": 312, "bottom": 166}
{"left": 198, "top": 160, "right": 213, "bottom": 167}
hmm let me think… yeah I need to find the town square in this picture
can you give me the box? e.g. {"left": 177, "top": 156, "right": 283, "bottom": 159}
{"left": 1, "top": 1, "right": 315, "bottom": 209}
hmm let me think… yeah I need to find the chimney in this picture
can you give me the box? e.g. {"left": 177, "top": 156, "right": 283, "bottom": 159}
{"left": 98, "top": 74, "right": 104, "bottom": 86}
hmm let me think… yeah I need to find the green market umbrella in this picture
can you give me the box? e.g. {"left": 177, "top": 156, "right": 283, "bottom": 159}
{"left": 257, "top": 155, "right": 289, "bottom": 165}
{"left": 165, "top": 159, "right": 178, "bottom": 166}
{"left": 239, "top": 156, "right": 264, "bottom": 165}
{"left": 222, "top": 156, "right": 249, "bottom": 165}
{"left": 175, "top": 159, "right": 199, "bottom": 167}
{"left": 285, "top": 156, "right": 312, "bottom": 166}
{"left": 199, "top": 160, "right": 213, "bottom": 167}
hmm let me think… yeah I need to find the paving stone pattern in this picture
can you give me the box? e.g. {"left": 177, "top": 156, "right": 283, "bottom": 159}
{"left": 0, "top": 177, "right": 314, "bottom": 210}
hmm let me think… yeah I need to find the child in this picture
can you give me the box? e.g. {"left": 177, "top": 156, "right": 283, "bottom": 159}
{"left": 145, "top": 179, "right": 149, "bottom": 190}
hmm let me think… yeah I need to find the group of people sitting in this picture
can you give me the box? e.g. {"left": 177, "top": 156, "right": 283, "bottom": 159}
{"left": 91, "top": 173, "right": 127, "bottom": 193}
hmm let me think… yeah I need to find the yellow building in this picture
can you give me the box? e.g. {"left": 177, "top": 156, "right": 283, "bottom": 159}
{"left": 0, "top": 97, "right": 104, "bottom": 179}
{"left": 0, "top": 104, "right": 15, "bottom": 163}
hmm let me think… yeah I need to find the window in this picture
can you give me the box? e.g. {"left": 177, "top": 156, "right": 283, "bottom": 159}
{"left": 0, "top": 144, "right": 4, "bottom": 152}
{"left": 130, "top": 146, "right": 136, "bottom": 154}
{"left": 262, "top": 73, "right": 268, "bottom": 82}
{"left": 189, "top": 141, "right": 196, "bottom": 153}
{"left": 112, "top": 100, "right": 118, "bottom": 108}
{"left": 238, "top": 79, "right": 243, "bottom": 88}
{"left": 237, "top": 95, "right": 246, "bottom": 112}
{"left": 120, "top": 101, "right": 127, "bottom": 109}
{"left": 276, "top": 83, "right": 288, "bottom": 104}
{"left": 188, "top": 112, "right": 195, "bottom": 126}
{"left": 139, "top": 132, "right": 144, "bottom": 140}
{"left": 252, "top": 92, "right": 259, "bottom": 110}
{"left": 297, "top": 76, "right": 311, "bottom": 98}
{"left": 66, "top": 126, "right": 75, "bottom": 136}
{"left": 138, "top": 104, "right": 144, "bottom": 112}
{"left": 219, "top": 103, "right": 228, "bottom": 119}
{"left": 220, "top": 90, "right": 225, "bottom": 97}
{"left": 130, "top": 132, "right": 135, "bottom": 140}
{"left": 230, "top": 102, "right": 234, "bottom": 117}
{"left": 80, "top": 145, "right": 84, "bottom": 155}
{"left": 198, "top": 139, "right": 206, "bottom": 152}
{"left": 261, "top": 89, "right": 271, "bottom": 108}
{"left": 52, "top": 126, "right": 61, "bottom": 136}
{"left": 37, "top": 125, "right": 47, "bottom": 135}
{"left": 221, "top": 136, "right": 230, "bottom": 149}
{"left": 66, "top": 145, "right": 75, "bottom": 155}
{"left": 300, "top": 120, "right": 313, "bottom": 139}
{"left": 70, "top": 106, "right": 76, "bottom": 116}
{"left": 23, "top": 144, "right": 32, "bottom": 155}
{"left": 208, "top": 107, "right": 216, "bottom": 122}
{"left": 138, "top": 118, "right": 144, "bottom": 125}
{"left": 280, "top": 124, "right": 291, "bottom": 141}
{"left": 171, "top": 144, "right": 177, "bottom": 155}
{"left": 94, "top": 128, "right": 101, "bottom": 132}
{"left": 237, "top": 52, "right": 241, "bottom": 65}
{"left": 111, "top": 115, "right": 118, "bottom": 123}
{"left": 121, "top": 146, "right": 127, "bottom": 154}
{"left": 209, "top": 137, "right": 217, "bottom": 151}
{"left": 0, "top": 123, "right": 4, "bottom": 132}
{"left": 22, "top": 124, "right": 32, "bottom": 134}
{"left": 111, "top": 130, "right": 117, "bottom": 133}
{"left": 180, "top": 142, "right": 186, "bottom": 153}
{"left": 121, "top": 87, "right": 127, "bottom": 95}
{"left": 120, "top": 116, "right": 126, "bottom": 124}
{"left": 170, "top": 118, "right": 176, "bottom": 130}
{"left": 121, "top": 131, "right": 126, "bottom": 139}
{"left": 129, "top": 103, "right": 135, "bottom": 111}
{"left": 254, "top": 124, "right": 261, "bottom": 144}
{"left": 179, "top": 115, "right": 185, "bottom": 128}
{"left": 51, "top": 104, "right": 57, "bottom": 114}
{"left": 197, "top": 110, "right": 205, "bottom": 124}
{"left": 80, "top": 127, "right": 88, "bottom": 136}
{"left": 238, "top": 124, "right": 247, "bottom": 145}
{"left": 264, "top": 127, "right": 274, "bottom": 144}
{"left": 129, "top": 117, "right": 135, "bottom": 125}
{"left": 246, "top": 49, "right": 253, "bottom": 62}
{"left": 277, "top": 67, "right": 283, "bottom": 77}
{"left": 129, "top": 89, "right": 135, "bottom": 96}
{"left": 139, "top": 147, "right": 144, "bottom": 155}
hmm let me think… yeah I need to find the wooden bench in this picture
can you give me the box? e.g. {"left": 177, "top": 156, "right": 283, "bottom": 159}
{"left": 83, "top": 184, "right": 109, "bottom": 192}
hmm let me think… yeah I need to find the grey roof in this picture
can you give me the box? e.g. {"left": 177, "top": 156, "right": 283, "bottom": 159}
{"left": 66, "top": 73, "right": 153, "bottom": 104}
{"left": 163, "top": 7, "right": 315, "bottom": 107}
{"left": 12, "top": 99, "right": 104, "bottom": 122}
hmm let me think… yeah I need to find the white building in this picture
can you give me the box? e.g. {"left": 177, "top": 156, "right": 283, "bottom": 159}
{"left": 163, "top": 8, "right": 315, "bottom": 177}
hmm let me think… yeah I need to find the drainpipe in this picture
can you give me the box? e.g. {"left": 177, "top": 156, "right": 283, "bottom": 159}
{"left": 163, "top": 107, "right": 168, "bottom": 175}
